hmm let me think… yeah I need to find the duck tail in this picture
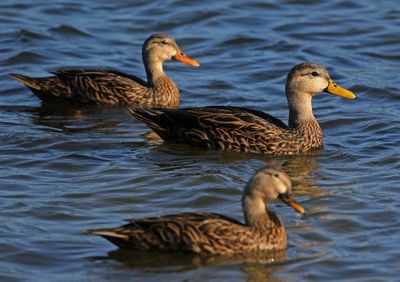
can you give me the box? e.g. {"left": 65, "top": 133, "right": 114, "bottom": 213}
{"left": 10, "top": 73, "right": 71, "bottom": 103}
{"left": 82, "top": 228, "right": 129, "bottom": 239}
{"left": 82, "top": 228, "right": 133, "bottom": 248}
{"left": 10, "top": 73, "right": 42, "bottom": 90}
{"left": 128, "top": 106, "right": 167, "bottom": 136}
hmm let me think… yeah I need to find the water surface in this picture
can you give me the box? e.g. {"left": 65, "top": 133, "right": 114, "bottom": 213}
{"left": 1, "top": 0, "right": 400, "bottom": 281}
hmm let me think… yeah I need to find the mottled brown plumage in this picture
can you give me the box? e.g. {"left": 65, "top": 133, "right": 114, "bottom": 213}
{"left": 10, "top": 34, "right": 199, "bottom": 106}
{"left": 83, "top": 167, "right": 305, "bottom": 255}
{"left": 129, "top": 63, "right": 356, "bottom": 155}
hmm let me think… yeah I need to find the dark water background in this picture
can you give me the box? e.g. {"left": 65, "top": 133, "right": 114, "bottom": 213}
{"left": 1, "top": 0, "right": 400, "bottom": 281}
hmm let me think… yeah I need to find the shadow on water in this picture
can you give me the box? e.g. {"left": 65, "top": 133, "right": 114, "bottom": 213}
{"left": 145, "top": 141, "right": 325, "bottom": 195}
{"left": 23, "top": 102, "right": 132, "bottom": 134}
{"left": 87, "top": 248, "right": 288, "bottom": 280}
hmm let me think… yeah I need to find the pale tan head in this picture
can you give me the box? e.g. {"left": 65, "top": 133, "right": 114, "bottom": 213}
{"left": 285, "top": 63, "right": 356, "bottom": 99}
{"left": 285, "top": 63, "right": 356, "bottom": 127}
{"left": 243, "top": 167, "right": 305, "bottom": 216}
{"left": 142, "top": 33, "right": 199, "bottom": 67}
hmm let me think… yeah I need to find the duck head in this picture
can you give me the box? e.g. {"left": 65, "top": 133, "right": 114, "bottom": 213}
{"left": 142, "top": 33, "right": 199, "bottom": 67}
{"left": 242, "top": 167, "right": 305, "bottom": 216}
{"left": 286, "top": 63, "right": 356, "bottom": 99}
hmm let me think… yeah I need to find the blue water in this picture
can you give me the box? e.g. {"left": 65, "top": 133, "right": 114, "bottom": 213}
{"left": 1, "top": 0, "right": 400, "bottom": 281}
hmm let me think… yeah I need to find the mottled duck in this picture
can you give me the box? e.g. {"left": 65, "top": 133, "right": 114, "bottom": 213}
{"left": 10, "top": 33, "right": 199, "bottom": 106}
{"left": 129, "top": 63, "right": 356, "bottom": 155}
{"left": 83, "top": 167, "right": 305, "bottom": 255}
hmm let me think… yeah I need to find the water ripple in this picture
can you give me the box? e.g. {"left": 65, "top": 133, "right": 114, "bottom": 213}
{"left": 1, "top": 0, "right": 400, "bottom": 281}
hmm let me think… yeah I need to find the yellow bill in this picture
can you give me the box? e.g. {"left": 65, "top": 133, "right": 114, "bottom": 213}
{"left": 324, "top": 79, "right": 356, "bottom": 99}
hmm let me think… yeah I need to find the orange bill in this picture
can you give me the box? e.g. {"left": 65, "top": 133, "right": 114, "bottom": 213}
{"left": 278, "top": 193, "right": 305, "bottom": 215}
{"left": 173, "top": 51, "right": 200, "bottom": 67}
{"left": 324, "top": 79, "right": 356, "bottom": 99}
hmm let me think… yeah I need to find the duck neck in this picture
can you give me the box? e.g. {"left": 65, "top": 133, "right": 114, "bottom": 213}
{"left": 286, "top": 89, "right": 323, "bottom": 149}
{"left": 242, "top": 193, "right": 277, "bottom": 232}
{"left": 143, "top": 55, "right": 166, "bottom": 86}
{"left": 287, "top": 90, "right": 316, "bottom": 129}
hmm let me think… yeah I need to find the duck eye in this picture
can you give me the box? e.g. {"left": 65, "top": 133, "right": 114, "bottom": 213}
{"left": 311, "top": 71, "right": 319, "bottom": 77}
{"left": 274, "top": 174, "right": 279, "bottom": 178}
{"left": 161, "top": 40, "right": 168, "bottom": 45}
